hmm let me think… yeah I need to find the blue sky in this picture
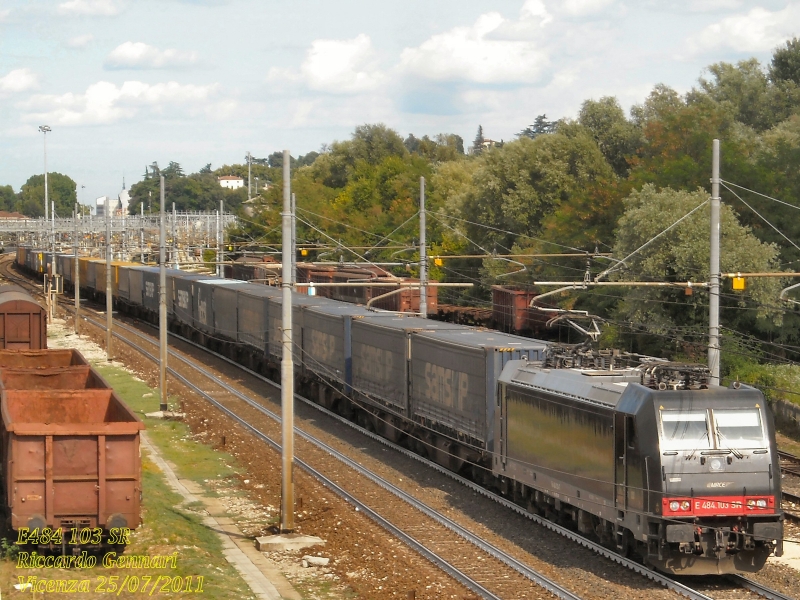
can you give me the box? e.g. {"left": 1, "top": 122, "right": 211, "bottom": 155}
{"left": 1, "top": 0, "right": 798, "bottom": 205}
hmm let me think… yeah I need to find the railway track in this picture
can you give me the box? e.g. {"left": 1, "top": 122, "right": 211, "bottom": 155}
{"left": 777, "top": 451, "right": 800, "bottom": 522}
{"left": 1, "top": 255, "right": 795, "bottom": 600}
{"left": 77, "top": 310, "right": 582, "bottom": 600}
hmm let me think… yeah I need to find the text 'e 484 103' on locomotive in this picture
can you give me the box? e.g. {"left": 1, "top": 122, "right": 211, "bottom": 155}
{"left": 17, "top": 250, "right": 784, "bottom": 576}
{"left": 496, "top": 351, "right": 782, "bottom": 575}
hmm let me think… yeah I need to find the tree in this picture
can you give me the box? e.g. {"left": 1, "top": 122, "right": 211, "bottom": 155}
{"left": 199, "top": 163, "right": 212, "bottom": 174}
{"left": 456, "top": 131, "right": 613, "bottom": 253}
{"left": 612, "top": 185, "right": 783, "bottom": 340}
{"left": 297, "top": 151, "right": 320, "bottom": 167}
{"left": 519, "top": 114, "right": 557, "bottom": 139}
{"left": 162, "top": 161, "right": 185, "bottom": 178}
{"left": 472, "top": 125, "right": 485, "bottom": 154}
{"left": 691, "top": 59, "right": 788, "bottom": 132}
{"left": 577, "top": 97, "right": 643, "bottom": 176}
{"left": 0, "top": 185, "right": 16, "bottom": 212}
{"left": 18, "top": 173, "right": 77, "bottom": 218}
{"left": 268, "top": 151, "right": 297, "bottom": 170}
{"left": 404, "top": 133, "right": 465, "bottom": 162}
{"left": 770, "top": 37, "right": 800, "bottom": 85}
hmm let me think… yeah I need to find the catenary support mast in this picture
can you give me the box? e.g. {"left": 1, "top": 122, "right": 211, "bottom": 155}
{"left": 159, "top": 176, "right": 168, "bottom": 412}
{"left": 709, "top": 139, "right": 721, "bottom": 384}
{"left": 280, "top": 149, "right": 295, "bottom": 533}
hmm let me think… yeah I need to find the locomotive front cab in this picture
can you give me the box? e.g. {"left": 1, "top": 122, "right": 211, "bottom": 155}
{"left": 653, "top": 386, "right": 783, "bottom": 574}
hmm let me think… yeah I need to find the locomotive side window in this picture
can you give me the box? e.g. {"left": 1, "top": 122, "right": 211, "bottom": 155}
{"left": 712, "top": 409, "right": 765, "bottom": 448}
{"left": 660, "top": 410, "right": 711, "bottom": 449}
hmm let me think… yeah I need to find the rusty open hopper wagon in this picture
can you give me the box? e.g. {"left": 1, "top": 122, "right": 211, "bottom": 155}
{"left": 0, "top": 348, "right": 88, "bottom": 369}
{"left": 0, "top": 350, "right": 144, "bottom": 540}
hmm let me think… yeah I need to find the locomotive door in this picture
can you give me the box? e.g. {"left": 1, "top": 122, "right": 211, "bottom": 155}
{"left": 614, "top": 413, "right": 627, "bottom": 509}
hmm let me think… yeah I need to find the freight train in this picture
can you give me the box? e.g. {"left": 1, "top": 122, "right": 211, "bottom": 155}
{"left": 16, "top": 249, "right": 784, "bottom": 574}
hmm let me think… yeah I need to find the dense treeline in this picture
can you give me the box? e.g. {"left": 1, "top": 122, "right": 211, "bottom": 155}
{"left": 233, "top": 38, "right": 800, "bottom": 367}
{"left": 0, "top": 173, "right": 79, "bottom": 217}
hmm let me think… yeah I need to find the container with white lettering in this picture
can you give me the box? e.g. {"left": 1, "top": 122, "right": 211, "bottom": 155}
{"left": 351, "top": 316, "right": 467, "bottom": 415}
{"left": 410, "top": 329, "right": 547, "bottom": 446}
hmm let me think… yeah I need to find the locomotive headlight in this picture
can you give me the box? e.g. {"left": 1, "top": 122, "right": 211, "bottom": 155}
{"left": 680, "top": 501, "right": 691, "bottom": 511}
{"left": 709, "top": 457, "right": 724, "bottom": 471}
{"left": 756, "top": 499, "right": 767, "bottom": 508}
{"left": 670, "top": 501, "right": 680, "bottom": 511}
{"left": 747, "top": 499, "right": 756, "bottom": 508}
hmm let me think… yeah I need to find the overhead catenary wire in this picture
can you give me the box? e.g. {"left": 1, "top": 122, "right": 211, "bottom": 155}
{"left": 721, "top": 180, "right": 800, "bottom": 212}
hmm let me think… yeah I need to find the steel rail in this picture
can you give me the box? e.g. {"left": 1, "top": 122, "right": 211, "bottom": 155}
{"left": 725, "top": 575, "right": 796, "bottom": 600}
{"left": 92, "top": 310, "right": 714, "bottom": 600}
{"left": 152, "top": 325, "right": 800, "bottom": 600}
{"left": 79, "top": 311, "right": 581, "bottom": 600}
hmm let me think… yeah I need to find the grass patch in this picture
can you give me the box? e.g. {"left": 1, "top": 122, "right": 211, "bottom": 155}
{"left": 93, "top": 364, "right": 242, "bottom": 485}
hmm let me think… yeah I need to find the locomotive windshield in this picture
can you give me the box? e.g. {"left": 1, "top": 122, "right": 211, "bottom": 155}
{"left": 712, "top": 409, "right": 765, "bottom": 448}
{"left": 659, "top": 408, "right": 766, "bottom": 450}
{"left": 660, "top": 410, "right": 711, "bottom": 450}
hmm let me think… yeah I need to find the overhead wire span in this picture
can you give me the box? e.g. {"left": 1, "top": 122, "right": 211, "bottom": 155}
{"left": 721, "top": 182, "right": 800, "bottom": 253}
{"left": 595, "top": 199, "right": 709, "bottom": 281}
{"left": 431, "top": 214, "right": 526, "bottom": 279}
{"left": 721, "top": 180, "right": 800, "bottom": 212}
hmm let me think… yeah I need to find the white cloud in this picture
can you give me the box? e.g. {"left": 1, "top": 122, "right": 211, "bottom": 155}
{"left": 399, "top": 7, "right": 551, "bottom": 84}
{"left": 0, "top": 9, "right": 11, "bottom": 22}
{"left": 270, "top": 34, "right": 385, "bottom": 94}
{"left": 19, "top": 80, "right": 224, "bottom": 126}
{"left": 684, "top": 5, "right": 800, "bottom": 56}
{"left": 66, "top": 34, "right": 94, "bottom": 48}
{"left": 0, "top": 69, "right": 39, "bottom": 94}
{"left": 105, "top": 42, "right": 198, "bottom": 69}
{"left": 58, "top": 0, "right": 123, "bottom": 16}
{"left": 553, "top": 0, "right": 615, "bottom": 17}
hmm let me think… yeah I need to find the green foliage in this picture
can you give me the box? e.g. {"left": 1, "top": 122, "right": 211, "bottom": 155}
{"left": 692, "top": 58, "right": 800, "bottom": 131}
{"left": 128, "top": 171, "right": 247, "bottom": 214}
{"left": 770, "top": 37, "right": 800, "bottom": 85}
{"left": 577, "top": 97, "right": 643, "bottom": 176}
{"left": 0, "top": 536, "right": 19, "bottom": 560}
{"left": 612, "top": 185, "right": 784, "bottom": 336}
{"left": 456, "top": 131, "right": 613, "bottom": 253}
{"left": 18, "top": 172, "right": 77, "bottom": 217}
{"left": 404, "top": 133, "right": 464, "bottom": 161}
{"left": 519, "top": 114, "right": 558, "bottom": 140}
{"left": 0, "top": 185, "right": 16, "bottom": 212}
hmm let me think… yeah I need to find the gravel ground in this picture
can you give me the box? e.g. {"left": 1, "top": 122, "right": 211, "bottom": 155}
{"left": 55, "top": 308, "right": 800, "bottom": 600}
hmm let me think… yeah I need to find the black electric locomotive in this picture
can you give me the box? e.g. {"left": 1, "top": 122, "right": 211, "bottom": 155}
{"left": 495, "top": 354, "right": 782, "bottom": 574}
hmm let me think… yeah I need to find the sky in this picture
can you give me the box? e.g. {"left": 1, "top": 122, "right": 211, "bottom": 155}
{"left": 1, "top": 0, "right": 799, "bottom": 206}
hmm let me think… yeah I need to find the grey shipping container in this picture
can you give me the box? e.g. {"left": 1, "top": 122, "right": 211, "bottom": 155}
{"left": 351, "top": 316, "right": 467, "bottom": 415}
{"left": 267, "top": 293, "right": 337, "bottom": 364}
{"left": 213, "top": 281, "right": 251, "bottom": 342}
{"left": 169, "top": 273, "right": 207, "bottom": 325}
{"left": 237, "top": 284, "right": 281, "bottom": 353}
{"left": 126, "top": 266, "right": 151, "bottom": 307}
{"left": 191, "top": 279, "right": 242, "bottom": 334}
{"left": 87, "top": 260, "right": 102, "bottom": 292}
{"left": 410, "top": 329, "right": 547, "bottom": 447}
{"left": 139, "top": 267, "right": 164, "bottom": 312}
{"left": 300, "top": 303, "right": 375, "bottom": 391}
{"left": 57, "top": 254, "right": 74, "bottom": 284}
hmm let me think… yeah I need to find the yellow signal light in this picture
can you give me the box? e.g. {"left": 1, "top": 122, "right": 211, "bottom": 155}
{"left": 301, "top": 249, "right": 308, "bottom": 256}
